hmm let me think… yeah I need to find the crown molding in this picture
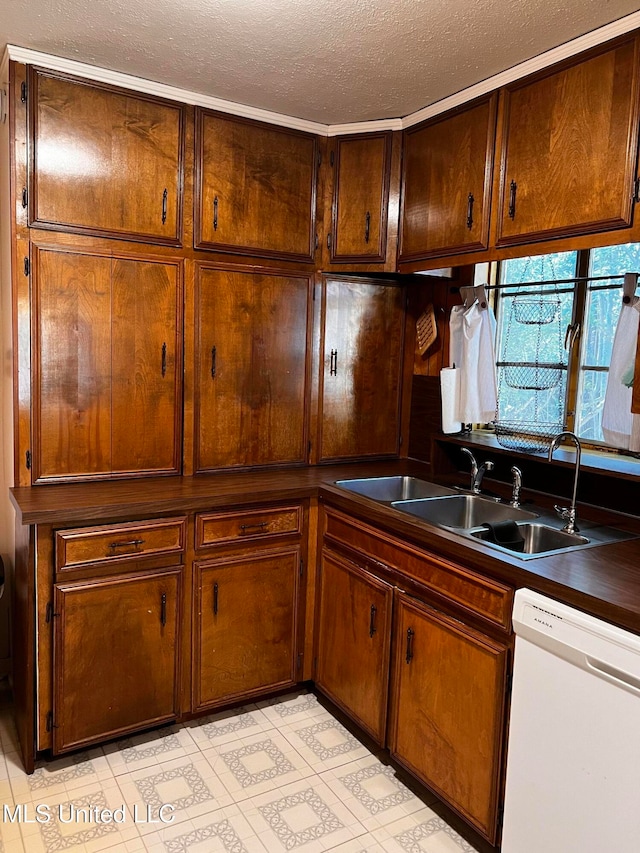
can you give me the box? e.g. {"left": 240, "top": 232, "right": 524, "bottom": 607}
{"left": 7, "top": 9, "right": 640, "bottom": 136}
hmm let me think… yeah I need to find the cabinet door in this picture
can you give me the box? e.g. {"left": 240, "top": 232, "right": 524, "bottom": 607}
{"left": 196, "top": 111, "right": 317, "bottom": 261}
{"left": 53, "top": 568, "right": 181, "bottom": 753}
{"left": 389, "top": 594, "right": 508, "bottom": 843}
{"left": 399, "top": 94, "right": 497, "bottom": 261}
{"left": 330, "top": 132, "right": 392, "bottom": 263}
{"left": 196, "top": 265, "right": 310, "bottom": 471}
{"left": 315, "top": 549, "right": 393, "bottom": 745}
{"left": 320, "top": 277, "right": 404, "bottom": 460}
{"left": 194, "top": 548, "right": 299, "bottom": 710}
{"left": 111, "top": 258, "right": 183, "bottom": 474}
{"left": 30, "top": 69, "right": 184, "bottom": 244}
{"left": 32, "top": 246, "right": 183, "bottom": 481}
{"left": 496, "top": 36, "right": 640, "bottom": 246}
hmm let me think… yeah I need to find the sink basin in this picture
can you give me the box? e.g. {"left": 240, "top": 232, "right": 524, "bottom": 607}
{"left": 391, "top": 494, "right": 538, "bottom": 528}
{"left": 470, "top": 522, "right": 589, "bottom": 555}
{"left": 334, "top": 476, "right": 456, "bottom": 503}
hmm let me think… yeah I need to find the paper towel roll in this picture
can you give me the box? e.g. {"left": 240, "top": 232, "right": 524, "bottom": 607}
{"left": 440, "top": 367, "right": 461, "bottom": 434}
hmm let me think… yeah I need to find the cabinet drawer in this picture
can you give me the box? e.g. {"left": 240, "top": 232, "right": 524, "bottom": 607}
{"left": 196, "top": 505, "right": 302, "bottom": 549}
{"left": 56, "top": 517, "right": 187, "bottom": 572}
{"left": 323, "top": 507, "right": 513, "bottom": 631}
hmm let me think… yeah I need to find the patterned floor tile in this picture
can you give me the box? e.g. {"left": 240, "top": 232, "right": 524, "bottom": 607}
{"left": 142, "top": 803, "right": 268, "bottom": 853}
{"left": 102, "top": 726, "right": 199, "bottom": 776}
{"left": 256, "top": 691, "right": 330, "bottom": 726}
{"left": 242, "top": 777, "right": 368, "bottom": 852}
{"left": 186, "top": 704, "right": 275, "bottom": 750}
{"left": 280, "top": 717, "right": 370, "bottom": 771}
{"left": 369, "top": 810, "right": 478, "bottom": 852}
{"left": 204, "top": 729, "right": 316, "bottom": 800}
{"left": 9, "top": 748, "right": 114, "bottom": 801}
{"left": 320, "top": 756, "right": 426, "bottom": 831}
{"left": 116, "top": 755, "right": 232, "bottom": 836}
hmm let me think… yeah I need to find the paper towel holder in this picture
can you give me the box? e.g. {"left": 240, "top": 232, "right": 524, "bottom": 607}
{"left": 459, "top": 284, "right": 488, "bottom": 310}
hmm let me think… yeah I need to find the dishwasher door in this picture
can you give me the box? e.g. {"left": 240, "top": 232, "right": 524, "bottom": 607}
{"left": 502, "top": 588, "right": 640, "bottom": 853}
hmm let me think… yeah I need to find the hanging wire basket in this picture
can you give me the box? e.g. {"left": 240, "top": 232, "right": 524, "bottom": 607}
{"left": 512, "top": 297, "right": 560, "bottom": 325}
{"left": 502, "top": 363, "right": 563, "bottom": 391}
{"left": 494, "top": 421, "right": 561, "bottom": 453}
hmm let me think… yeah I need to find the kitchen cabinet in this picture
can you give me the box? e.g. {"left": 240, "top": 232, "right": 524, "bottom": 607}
{"left": 318, "top": 276, "right": 405, "bottom": 461}
{"left": 399, "top": 94, "right": 497, "bottom": 261}
{"left": 315, "top": 547, "right": 393, "bottom": 745}
{"left": 389, "top": 592, "right": 508, "bottom": 843}
{"left": 52, "top": 566, "right": 182, "bottom": 754}
{"left": 194, "top": 546, "right": 300, "bottom": 711}
{"left": 32, "top": 246, "right": 183, "bottom": 482}
{"left": 327, "top": 132, "right": 392, "bottom": 264}
{"left": 195, "top": 109, "right": 318, "bottom": 261}
{"left": 495, "top": 34, "right": 640, "bottom": 247}
{"left": 29, "top": 68, "right": 185, "bottom": 245}
{"left": 195, "top": 264, "right": 311, "bottom": 471}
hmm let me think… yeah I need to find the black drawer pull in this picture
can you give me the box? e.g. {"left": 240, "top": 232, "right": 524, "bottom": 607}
{"left": 213, "top": 196, "right": 219, "bottom": 231}
{"left": 161, "top": 342, "right": 167, "bottom": 378}
{"left": 161, "top": 188, "right": 168, "bottom": 224}
{"left": 213, "top": 582, "right": 219, "bottom": 615}
{"left": 369, "top": 604, "right": 377, "bottom": 637}
{"left": 239, "top": 522, "right": 268, "bottom": 534}
{"left": 160, "top": 593, "right": 167, "bottom": 627}
{"left": 108, "top": 538, "right": 145, "bottom": 552}
{"left": 466, "top": 193, "right": 474, "bottom": 230}
{"left": 211, "top": 346, "right": 217, "bottom": 378}
{"left": 508, "top": 180, "right": 517, "bottom": 219}
{"left": 364, "top": 210, "right": 371, "bottom": 244}
{"left": 406, "top": 627, "right": 415, "bottom": 664}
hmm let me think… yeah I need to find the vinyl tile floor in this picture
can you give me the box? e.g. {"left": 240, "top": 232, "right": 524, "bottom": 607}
{"left": 0, "top": 687, "right": 480, "bottom": 852}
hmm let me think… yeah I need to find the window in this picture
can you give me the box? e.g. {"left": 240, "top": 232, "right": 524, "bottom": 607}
{"left": 494, "top": 243, "right": 640, "bottom": 448}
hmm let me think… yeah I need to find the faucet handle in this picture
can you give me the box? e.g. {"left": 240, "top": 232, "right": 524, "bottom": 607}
{"left": 554, "top": 504, "right": 579, "bottom": 534}
{"left": 510, "top": 466, "right": 522, "bottom": 508}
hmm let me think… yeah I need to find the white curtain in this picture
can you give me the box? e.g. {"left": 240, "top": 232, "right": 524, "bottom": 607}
{"left": 449, "top": 301, "right": 497, "bottom": 424}
{"left": 601, "top": 299, "right": 640, "bottom": 450}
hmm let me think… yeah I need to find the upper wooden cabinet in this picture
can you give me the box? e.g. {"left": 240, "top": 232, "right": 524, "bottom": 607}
{"left": 195, "top": 110, "right": 318, "bottom": 261}
{"left": 496, "top": 35, "right": 640, "bottom": 246}
{"left": 32, "top": 245, "right": 183, "bottom": 482}
{"left": 29, "top": 68, "right": 185, "bottom": 245}
{"left": 399, "top": 94, "right": 498, "bottom": 261}
{"left": 318, "top": 276, "right": 405, "bottom": 461}
{"left": 195, "top": 264, "right": 311, "bottom": 471}
{"left": 328, "top": 132, "right": 392, "bottom": 263}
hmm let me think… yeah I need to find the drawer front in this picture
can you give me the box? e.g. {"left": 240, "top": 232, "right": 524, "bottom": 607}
{"left": 323, "top": 507, "right": 513, "bottom": 631}
{"left": 196, "top": 505, "right": 302, "bottom": 549}
{"left": 56, "top": 517, "right": 187, "bottom": 571}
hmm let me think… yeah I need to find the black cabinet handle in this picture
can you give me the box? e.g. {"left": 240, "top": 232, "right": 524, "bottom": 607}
{"left": 405, "top": 627, "right": 415, "bottom": 664}
{"left": 330, "top": 349, "right": 338, "bottom": 376}
{"left": 213, "top": 196, "right": 219, "bottom": 231}
{"left": 211, "top": 346, "right": 217, "bottom": 378}
{"left": 369, "top": 604, "right": 377, "bottom": 637}
{"left": 365, "top": 210, "right": 371, "bottom": 244}
{"left": 466, "top": 193, "right": 474, "bottom": 230}
{"left": 160, "top": 593, "right": 167, "bottom": 627}
{"left": 240, "top": 522, "right": 268, "bottom": 534}
{"left": 161, "top": 342, "right": 167, "bottom": 378}
{"left": 161, "top": 188, "right": 168, "bottom": 225}
{"left": 108, "top": 538, "right": 145, "bottom": 552}
{"left": 213, "top": 582, "right": 219, "bottom": 615}
{"left": 508, "top": 180, "right": 517, "bottom": 219}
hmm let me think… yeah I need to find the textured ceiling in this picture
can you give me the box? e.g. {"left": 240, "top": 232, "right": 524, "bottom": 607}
{"left": 2, "top": 0, "right": 640, "bottom": 124}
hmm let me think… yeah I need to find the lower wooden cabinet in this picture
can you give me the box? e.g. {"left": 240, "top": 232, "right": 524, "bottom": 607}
{"left": 389, "top": 592, "right": 509, "bottom": 844}
{"left": 315, "top": 548, "right": 393, "bottom": 745}
{"left": 194, "top": 547, "right": 300, "bottom": 710}
{"left": 52, "top": 566, "right": 182, "bottom": 754}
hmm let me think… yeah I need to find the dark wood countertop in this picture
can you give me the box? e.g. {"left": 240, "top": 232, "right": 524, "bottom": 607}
{"left": 10, "top": 459, "right": 640, "bottom": 634}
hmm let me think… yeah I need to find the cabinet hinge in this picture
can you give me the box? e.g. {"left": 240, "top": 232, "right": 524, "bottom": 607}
{"left": 506, "top": 669, "right": 513, "bottom": 692}
{"left": 20, "top": 81, "right": 27, "bottom": 103}
{"left": 329, "top": 150, "right": 335, "bottom": 167}
{"left": 24, "top": 257, "right": 30, "bottom": 276}
{"left": 317, "top": 150, "right": 322, "bottom": 168}
{"left": 21, "top": 187, "right": 27, "bottom": 209}
{"left": 308, "top": 439, "right": 312, "bottom": 455}
{"left": 45, "top": 710, "right": 58, "bottom": 731}
{"left": 327, "top": 233, "right": 332, "bottom": 250}
{"left": 25, "top": 449, "right": 31, "bottom": 470}
{"left": 633, "top": 178, "right": 640, "bottom": 204}
{"left": 314, "top": 233, "right": 319, "bottom": 251}
{"left": 296, "top": 652, "right": 303, "bottom": 671}
{"left": 45, "top": 601, "right": 60, "bottom": 623}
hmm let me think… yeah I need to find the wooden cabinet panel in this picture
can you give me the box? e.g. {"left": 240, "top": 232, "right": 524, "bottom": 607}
{"left": 196, "top": 505, "right": 302, "bottom": 549}
{"left": 330, "top": 132, "right": 392, "bottom": 263}
{"left": 400, "top": 94, "right": 497, "bottom": 261}
{"left": 53, "top": 567, "right": 181, "bottom": 753}
{"left": 29, "top": 68, "right": 184, "bottom": 245}
{"left": 194, "top": 548, "right": 299, "bottom": 710}
{"left": 389, "top": 593, "right": 508, "bottom": 843}
{"left": 315, "top": 549, "right": 393, "bottom": 745}
{"left": 496, "top": 36, "right": 640, "bottom": 246}
{"left": 32, "top": 246, "right": 183, "bottom": 481}
{"left": 319, "top": 277, "right": 404, "bottom": 461}
{"left": 195, "top": 111, "right": 317, "bottom": 261}
{"left": 195, "top": 265, "right": 310, "bottom": 471}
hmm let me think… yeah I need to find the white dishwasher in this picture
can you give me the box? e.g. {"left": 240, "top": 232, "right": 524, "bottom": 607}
{"left": 501, "top": 588, "right": 640, "bottom": 853}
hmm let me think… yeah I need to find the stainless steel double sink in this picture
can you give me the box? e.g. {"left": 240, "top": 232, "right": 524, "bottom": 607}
{"left": 334, "top": 476, "right": 631, "bottom": 559}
